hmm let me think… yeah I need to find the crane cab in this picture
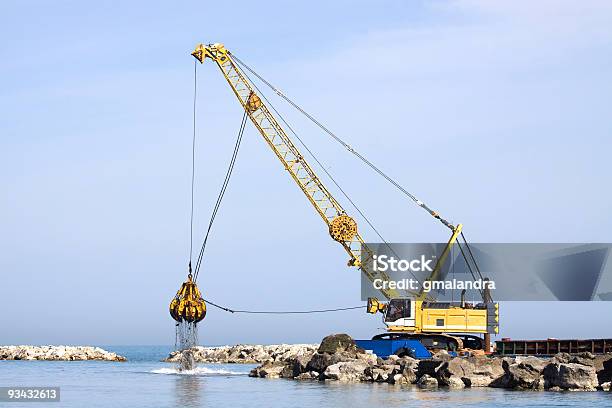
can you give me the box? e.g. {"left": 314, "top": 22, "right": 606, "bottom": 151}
{"left": 368, "top": 297, "right": 493, "bottom": 335}
{"left": 383, "top": 298, "right": 416, "bottom": 328}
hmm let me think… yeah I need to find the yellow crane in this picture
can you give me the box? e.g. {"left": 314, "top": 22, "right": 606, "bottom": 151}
{"left": 178, "top": 42, "right": 498, "bottom": 351}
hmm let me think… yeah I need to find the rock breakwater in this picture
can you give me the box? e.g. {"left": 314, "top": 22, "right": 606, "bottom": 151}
{"left": 0, "top": 346, "right": 127, "bottom": 361}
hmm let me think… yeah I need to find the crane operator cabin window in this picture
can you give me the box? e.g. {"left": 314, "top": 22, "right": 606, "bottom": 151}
{"left": 385, "top": 299, "right": 411, "bottom": 322}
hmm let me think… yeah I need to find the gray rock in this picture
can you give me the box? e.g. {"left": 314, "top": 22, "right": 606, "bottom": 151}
{"left": 397, "top": 356, "right": 419, "bottom": 371}
{"left": 287, "top": 352, "right": 315, "bottom": 378}
{"left": 295, "top": 371, "right": 319, "bottom": 380}
{"left": 401, "top": 367, "right": 418, "bottom": 384}
{"left": 552, "top": 352, "right": 594, "bottom": 365}
{"left": 306, "top": 352, "right": 340, "bottom": 373}
{"left": 437, "top": 357, "right": 474, "bottom": 386}
{"left": 417, "top": 374, "right": 439, "bottom": 388}
{"left": 386, "top": 355, "right": 400, "bottom": 363}
{"left": 460, "top": 356, "right": 505, "bottom": 387}
{"left": 323, "top": 361, "right": 368, "bottom": 382}
{"left": 490, "top": 357, "right": 544, "bottom": 390}
{"left": 552, "top": 353, "right": 612, "bottom": 386}
{"left": 601, "top": 356, "right": 612, "bottom": 385}
{"left": 307, "top": 350, "right": 362, "bottom": 372}
{"left": 0, "top": 346, "right": 126, "bottom": 362}
{"left": 249, "top": 361, "right": 288, "bottom": 378}
{"left": 417, "top": 358, "right": 446, "bottom": 378}
{"left": 431, "top": 350, "right": 453, "bottom": 360}
{"left": 318, "top": 334, "right": 363, "bottom": 354}
{"left": 365, "top": 365, "right": 396, "bottom": 383}
{"left": 446, "top": 376, "right": 466, "bottom": 388}
{"left": 166, "top": 344, "right": 317, "bottom": 364}
{"left": 399, "top": 355, "right": 419, "bottom": 366}
{"left": 543, "top": 362, "right": 598, "bottom": 391}
{"left": 356, "top": 352, "right": 378, "bottom": 366}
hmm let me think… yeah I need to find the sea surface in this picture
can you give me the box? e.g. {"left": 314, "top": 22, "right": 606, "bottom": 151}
{"left": 1, "top": 346, "right": 611, "bottom": 407}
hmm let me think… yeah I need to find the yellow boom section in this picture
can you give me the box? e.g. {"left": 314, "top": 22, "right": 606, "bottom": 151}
{"left": 192, "top": 43, "right": 399, "bottom": 299}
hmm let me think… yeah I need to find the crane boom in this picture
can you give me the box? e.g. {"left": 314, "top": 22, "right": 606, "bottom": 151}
{"left": 192, "top": 43, "right": 400, "bottom": 299}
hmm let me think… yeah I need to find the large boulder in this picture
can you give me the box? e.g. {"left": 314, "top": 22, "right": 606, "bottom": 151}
{"left": 249, "top": 361, "right": 289, "bottom": 378}
{"left": 364, "top": 364, "right": 398, "bottom": 383}
{"left": 323, "top": 361, "right": 369, "bottom": 382}
{"left": 436, "top": 357, "right": 474, "bottom": 386}
{"left": 464, "top": 356, "right": 505, "bottom": 387}
{"left": 396, "top": 356, "right": 419, "bottom": 371}
{"left": 417, "top": 374, "right": 438, "bottom": 388}
{"left": 490, "top": 357, "right": 545, "bottom": 390}
{"left": 305, "top": 334, "right": 365, "bottom": 374}
{"left": 543, "top": 362, "right": 598, "bottom": 391}
{"left": 599, "top": 355, "right": 612, "bottom": 385}
{"left": 286, "top": 352, "right": 316, "bottom": 378}
{"left": 416, "top": 358, "right": 446, "bottom": 378}
{"left": 317, "top": 334, "right": 362, "bottom": 354}
{"left": 435, "top": 356, "right": 504, "bottom": 388}
{"left": 551, "top": 352, "right": 595, "bottom": 365}
{"left": 394, "top": 356, "right": 418, "bottom": 384}
{"left": 356, "top": 352, "right": 378, "bottom": 366}
{"left": 552, "top": 352, "right": 612, "bottom": 386}
{"left": 295, "top": 371, "right": 319, "bottom": 380}
{"left": 306, "top": 351, "right": 343, "bottom": 373}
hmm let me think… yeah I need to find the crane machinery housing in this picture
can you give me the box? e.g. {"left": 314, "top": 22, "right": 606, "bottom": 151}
{"left": 171, "top": 42, "right": 499, "bottom": 357}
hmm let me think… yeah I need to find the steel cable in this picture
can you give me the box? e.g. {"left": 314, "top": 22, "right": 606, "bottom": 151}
{"left": 202, "top": 298, "right": 365, "bottom": 314}
{"left": 231, "top": 53, "right": 455, "bottom": 232}
{"left": 193, "top": 111, "right": 248, "bottom": 282}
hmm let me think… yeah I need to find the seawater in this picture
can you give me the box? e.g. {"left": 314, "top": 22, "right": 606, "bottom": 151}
{"left": 1, "top": 346, "right": 611, "bottom": 408}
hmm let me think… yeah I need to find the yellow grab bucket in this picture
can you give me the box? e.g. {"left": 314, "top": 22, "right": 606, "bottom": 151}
{"left": 169, "top": 276, "right": 207, "bottom": 323}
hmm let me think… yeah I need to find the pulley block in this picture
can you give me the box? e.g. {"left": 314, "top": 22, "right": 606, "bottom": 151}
{"left": 329, "top": 214, "right": 358, "bottom": 242}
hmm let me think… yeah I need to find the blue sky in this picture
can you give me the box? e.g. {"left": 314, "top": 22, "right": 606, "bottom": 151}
{"left": 1, "top": 0, "right": 612, "bottom": 345}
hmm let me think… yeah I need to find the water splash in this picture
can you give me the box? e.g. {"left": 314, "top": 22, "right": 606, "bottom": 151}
{"left": 175, "top": 321, "right": 198, "bottom": 371}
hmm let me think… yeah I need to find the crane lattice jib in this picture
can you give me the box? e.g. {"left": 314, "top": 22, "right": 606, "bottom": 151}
{"left": 192, "top": 43, "right": 399, "bottom": 299}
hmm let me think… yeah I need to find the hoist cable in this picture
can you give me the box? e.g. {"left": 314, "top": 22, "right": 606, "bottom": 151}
{"left": 460, "top": 231, "right": 490, "bottom": 302}
{"left": 188, "top": 60, "right": 198, "bottom": 273}
{"left": 231, "top": 53, "right": 455, "bottom": 232}
{"left": 236, "top": 59, "right": 424, "bottom": 288}
{"left": 456, "top": 240, "right": 485, "bottom": 299}
{"left": 202, "top": 298, "right": 365, "bottom": 314}
{"left": 193, "top": 111, "right": 248, "bottom": 282}
{"left": 193, "top": 112, "right": 247, "bottom": 281}
{"left": 460, "top": 232, "right": 485, "bottom": 281}
{"left": 232, "top": 53, "right": 493, "bottom": 302}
